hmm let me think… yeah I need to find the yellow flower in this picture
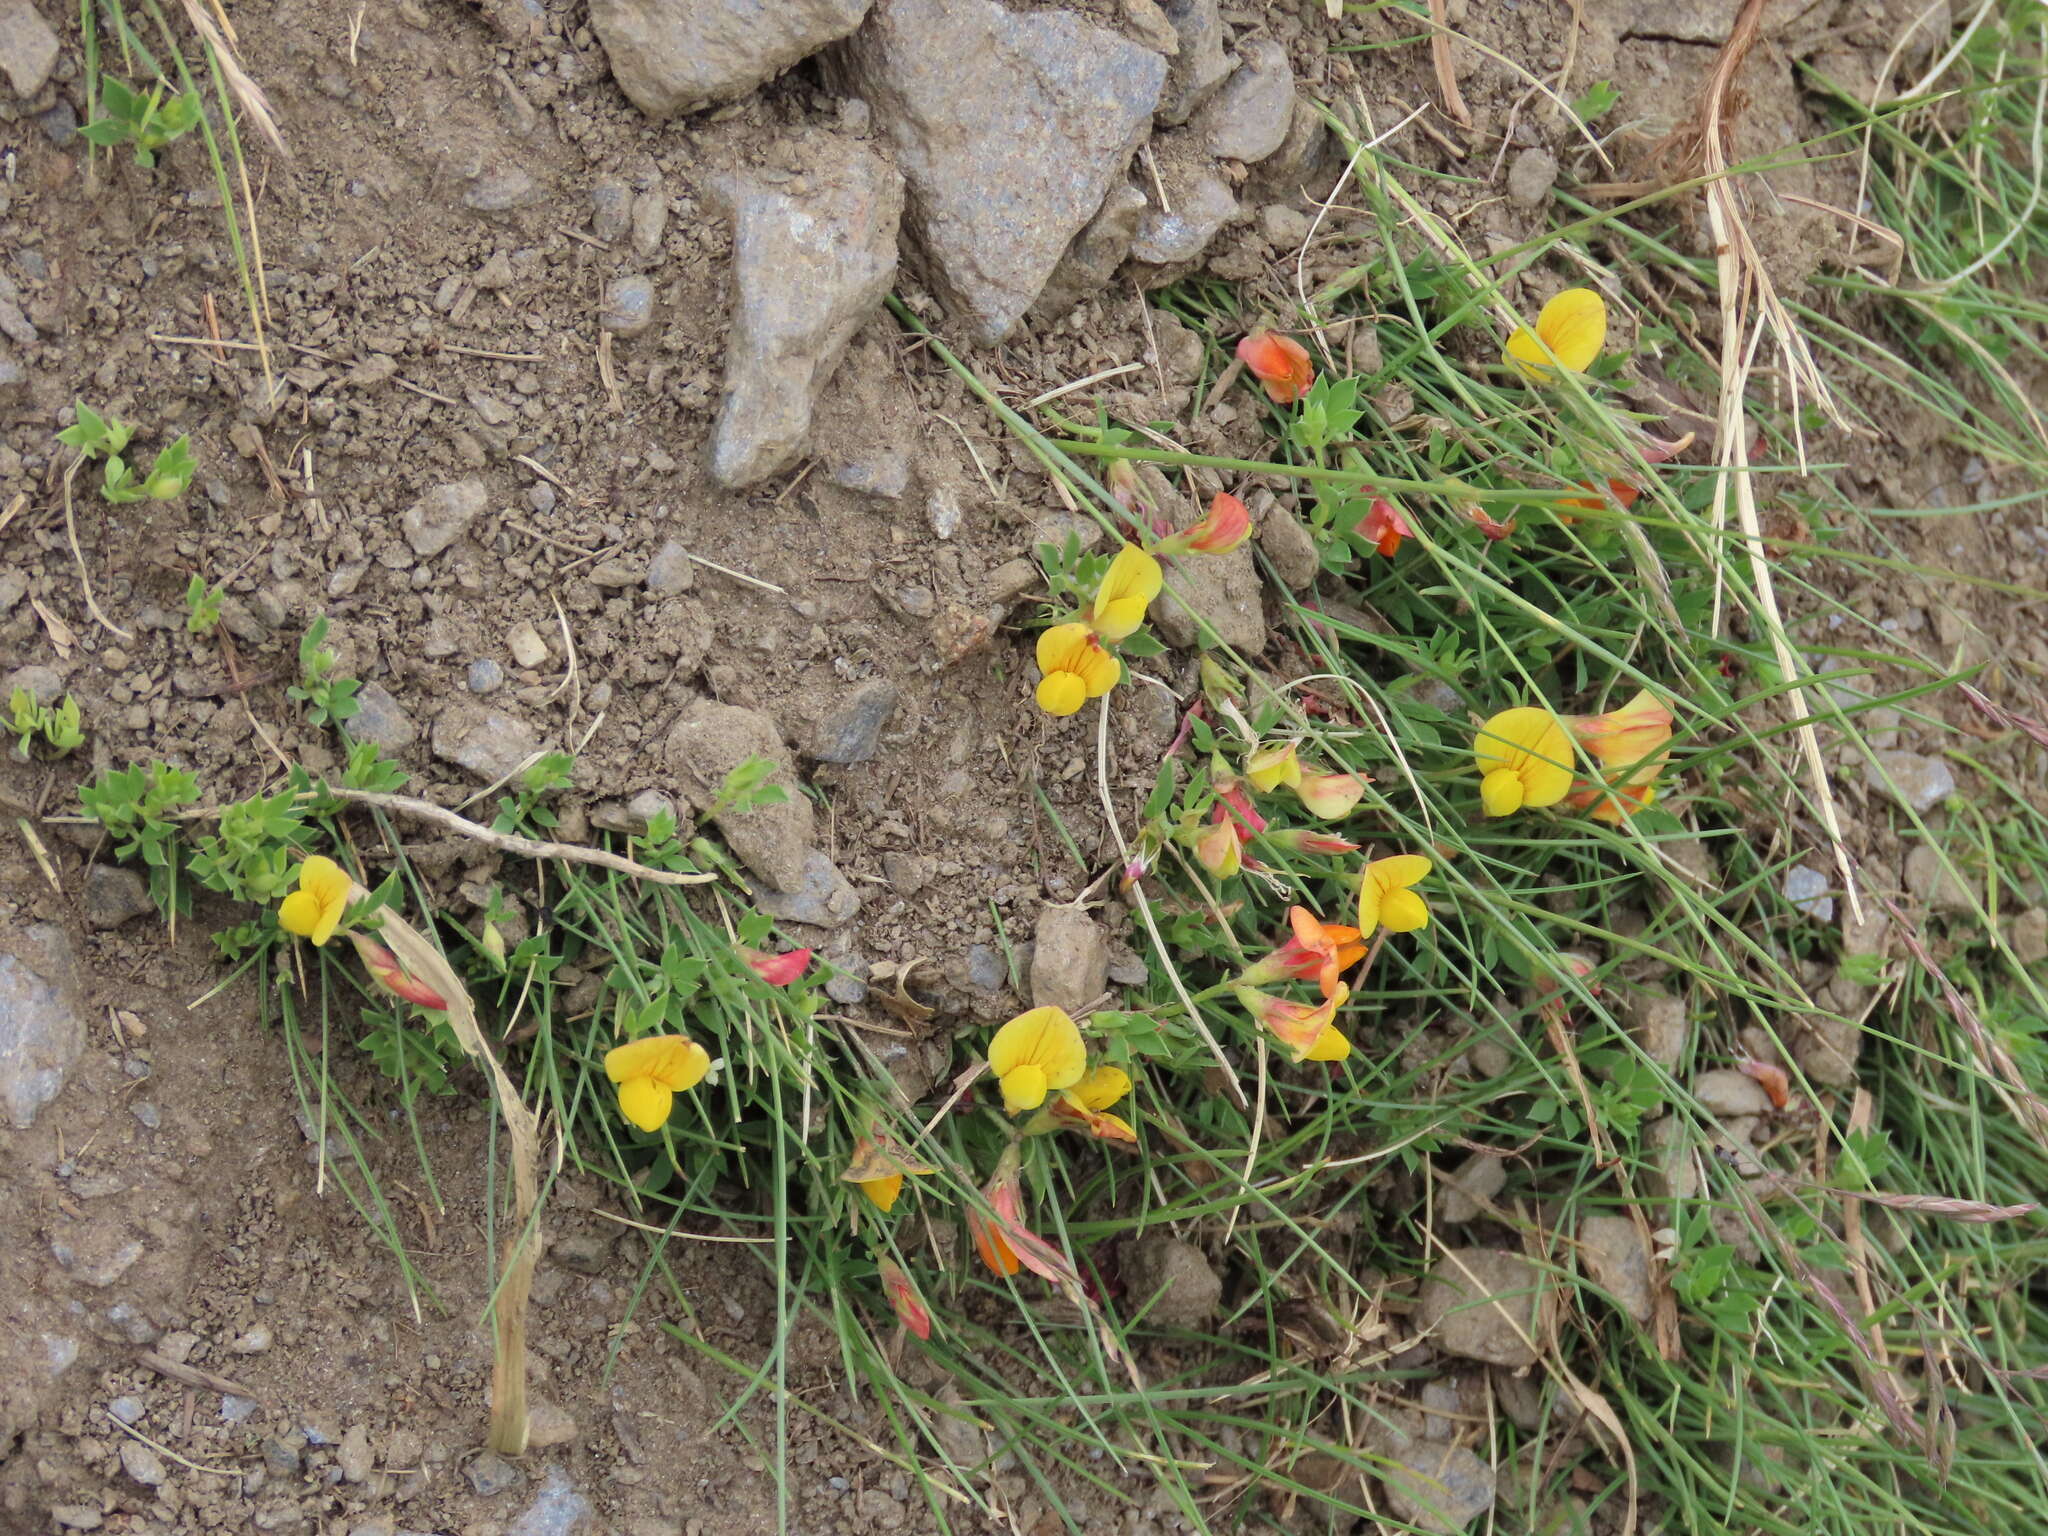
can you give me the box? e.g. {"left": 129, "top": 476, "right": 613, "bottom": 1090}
{"left": 1246, "top": 741, "right": 1302, "bottom": 793}
{"left": 1475, "top": 707, "right": 1574, "bottom": 816}
{"left": 1039, "top": 1065, "right": 1137, "bottom": 1143}
{"left": 1236, "top": 982, "right": 1351, "bottom": 1064}
{"left": 1089, "top": 544, "right": 1163, "bottom": 643}
{"left": 1504, "top": 287, "right": 1607, "bottom": 380}
{"left": 841, "top": 1129, "right": 934, "bottom": 1213}
{"left": 987, "top": 1006, "right": 1087, "bottom": 1114}
{"left": 277, "top": 855, "right": 353, "bottom": 946}
{"left": 1296, "top": 769, "right": 1365, "bottom": 819}
{"left": 1192, "top": 816, "right": 1242, "bottom": 879}
{"left": 1035, "top": 622, "right": 1120, "bottom": 716}
{"left": 1358, "top": 855, "right": 1431, "bottom": 936}
{"left": 604, "top": 1034, "right": 711, "bottom": 1133}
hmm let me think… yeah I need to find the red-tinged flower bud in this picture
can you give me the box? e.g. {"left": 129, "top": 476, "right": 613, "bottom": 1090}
{"left": 1155, "top": 491, "right": 1252, "bottom": 557}
{"left": 1237, "top": 329, "right": 1315, "bottom": 404}
{"left": 349, "top": 932, "right": 450, "bottom": 1012}
{"left": 739, "top": 944, "right": 813, "bottom": 987}
{"left": 879, "top": 1259, "right": 933, "bottom": 1339}
{"left": 1356, "top": 496, "right": 1412, "bottom": 558}
{"left": 1261, "top": 828, "right": 1361, "bottom": 856}
{"left": 1465, "top": 504, "right": 1516, "bottom": 541}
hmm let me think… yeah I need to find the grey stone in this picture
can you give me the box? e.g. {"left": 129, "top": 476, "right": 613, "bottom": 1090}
{"left": 1437, "top": 1151, "right": 1505, "bottom": 1225}
{"left": 0, "top": 0, "right": 61, "bottom": 97}
{"left": 664, "top": 698, "right": 813, "bottom": 890}
{"left": 810, "top": 680, "right": 900, "bottom": 764}
{"left": 830, "top": 448, "right": 911, "bottom": 500}
{"left": 525, "top": 1398, "right": 577, "bottom": 1448}
{"left": 1120, "top": 0, "right": 1179, "bottom": 53}
{"left": 750, "top": 850, "right": 861, "bottom": 928}
{"left": 1506, "top": 146, "right": 1559, "bottom": 207}
{"left": 1029, "top": 904, "right": 1109, "bottom": 1017}
{"left": 592, "top": 789, "right": 678, "bottom": 835}
{"left": 1417, "top": 1248, "right": 1545, "bottom": 1367}
{"left": 467, "top": 658, "right": 506, "bottom": 695}
{"left": 824, "top": 965, "right": 868, "bottom": 1005}
{"left": 591, "top": 176, "right": 633, "bottom": 241}
{"left": 1579, "top": 1214, "right": 1652, "bottom": 1323}
{"left": 507, "top": 1466, "right": 593, "bottom": 1536}
{"left": 631, "top": 189, "right": 670, "bottom": 258}
{"left": 1, "top": 922, "right": 85, "bottom": 1129}
{"left": 709, "top": 140, "right": 903, "bottom": 488}
{"left": 1866, "top": 749, "right": 1955, "bottom": 813}
{"left": 1791, "top": 1011, "right": 1862, "bottom": 1087}
{"left": 508, "top": 621, "right": 549, "bottom": 668}
{"left": 589, "top": 557, "right": 645, "bottom": 588}
{"left": 464, "top": 1451, "right": 525, "bottom": 1497}
{"left": 120, "top": 1438, "right": 168, "bottom": 1488}
{"left": 431, "top": 702, "right": 548, "bottom": 783}
{"left": 51, "top": 1228, "right": 145, "bottom": 1287}
{"left": 1193, "top": 38, "right": 1293, "bottom": 163}
{"left": 599, "top": 273, "right": 657, "bottom": 337}
{"left": 49, "top": 1508, "right": 102, "bottom": 1532}
{"left": 1129, "top": 167, "right": 1237, "bottom": 267}
{"left": 1256, "top": 506, "right": 1321, "bottom": 590}
{"left": 833, "top": 0, "right": 1166, "bottom": 342}
{"left": 1244, "top": 96, "right": 1334, "bottom": 202}
{"left": 1031, "top": 181, "right": 1148, "bottom": 321}
{"left": 131, "top": 1102, "right": 160, "bottom": 1130}
{"left": 465, "top": 167, "right": 544, "bottom": 211}
{"left": 549, "top": 1230, "right": 616, "bottom": 1275}
{"left": 1782, "top": 863, "right": 1834, "bottom": 921}
{"left": 591, "top": 0, "right": 871, "bottom": 117}
{"left": 646, "top": 539, "right": 695, "bottom": 594}
{"left": 1903, "top": 843, "right": 1973, "bottom": 914}
{"left": 0, "top": 352, "right": 27, "bottom": 397}
{"left": 1153, "top": 543, "right": 1267, "bottom": 653}
{"left": 400, "top": 478, "right": 489, "bottom": 558}
{"left": 1154, "top": 0, "right": 1229, "bottom": 123}
{"left": 964, "top": 944, "right": 1007, "bottom": 991}
{"left": 2011, "top": 907, "right": 2048, "bottom": 965}
{"left": 1124, "top": 1235, "right": 1221, "bottom": 1327}
{"left": 337, "top": 1424, "right": 373, "bottom": 1483}
{"left": 1694, "top": 1069, "right": 1770, "bottom": 1118}
{"left": 1365, "top": 1410, "right": 1495, "bottom": 1534}
{"left": 109, "top": 1397, "right": 146, "bottom": 1425}
{"left": 1624, "top": 987, "right": 1688, "bottom": 1072}
{"left": 927, "top": 486, "right": 963, "bottom": 539}
{"left": 351, "top": 682, "right": 417, "bottom": 752}
{"left": 84, "top": 864, "right": 154, "bottom": 930}
{"left": 3, "top": 662, "right": 63, "bottom": 704}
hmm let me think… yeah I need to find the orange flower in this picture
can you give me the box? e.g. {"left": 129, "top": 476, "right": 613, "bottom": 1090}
{"left": 969, "top": 1149, "right": 1078, "bottom": 1285}
{"left": 1564, "top": 779, "right": 1657, "bottom": 823}
{"left": 1241, "top": 905, "right": 1366, "bottom": 999}
{"left": 1737, "top": 1056, "right": 1791, "bottom": 1110}
{"left": 1038, "top": 1066, "right": 1138, "bottom": 1145}
{"left": 878, "top": 1259, "right": 932, "bottom": 1339}
{"left": 1154, "top": 491, "right": 1252, "bottom": 557}
{"left": 1564, "top": 689, "right": 1672, "bottom": 781}
{"left": 1235, "top": 982, "right": 1352, "bottom": 1063}
{"left": 1237, "top": 329, "right": 1314, "bottom": 405}
{"left": 1356, "top": 496, "right": 1411, "bottom": 557}
{"left": 349, "top": 933, "right": 450, "bottom": 1011}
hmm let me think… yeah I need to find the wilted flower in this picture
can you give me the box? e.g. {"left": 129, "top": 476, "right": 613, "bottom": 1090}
{"left": 1357, "top": 855, "right": 1432, "bottom": 936}
{"left": 1565, "top": 780, "right": 1658, "bottom": 823}
{"left": 1504, "top": 287, "right": 1608, "bottom": 379}
{"left": 1035, "top": 622, "right": 1120, "bottom": 716}
{"left": 739, "top": 945, "right": 812, "bottom": 987}
{"left": 349, "top": 932, "right": 449, "bottom": 1011}
{"left": 1155, "top": 492, "right": 1252, "bottom": 557}
{"left": 1474, "top": 707, "right": 1574, "bottom": 816}
{"left": 604, "top": 1034, "right": 711, "bottom": 1133}
{"left": 968, "top": 1147, "right": 1076, "bottom": 1284}
{"left": 1563, "top": 689, "right": 1672, "bottom": 781}
{"left": 1296, "top": 770, "right": 1365, "bottom": 819}
{"left": 1465, "top": 504, "right": 1517, "bottom": 542}
{"left": 1037, "top": 1065, "right": 1137, "bottom": 1144}
{"left": 841, "top": 1127, "right": 935, "bottom": 1213}
{"left": 1235, "top": 982, "right": 1352, "bottom": 1063}
{"left": 278, "top": 855, "right": 353, "bottom": 946}
{"left": 1356, "top": 496, "right": 1412, "bottom": 558}
{"left": 986, "top": 1006, "right": 1087, "bottom": 1114}
{"left": 1090, "top": 544, "right": 1164, "bottom": 643}
{"left": 1241, "top": 905, "right": 1366, "bottom": 999}
{"left": 1237, "top": 328, "right": 1314, "bottom": 404}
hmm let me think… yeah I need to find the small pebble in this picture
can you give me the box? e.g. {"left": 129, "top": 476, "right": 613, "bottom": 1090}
{"left": 508, "top": 622, "right": 549, "bottom": 669}
{"left": 233, "top": 1323, "right": 274, "bottom": 1354}
{"left": 528, "top": 482, "right": 557, "bottom": 514}
{"left": 467, "top": 658, "right": 506, "bottom": 695}
{"left": 131, "top": 1102, "right": 161, "bottom": 1130}
{"left": 600, "top": 274, "right": 656, "bottom": 337}
{"left": 1782, "top": 864, "right": 1834, "bottom": 921}
{"left": 108, "top": 1397, "right": 145, "bottom": 1425}
{"left": 120, "top": 1439, "right": 167, "bottom": 1487}
{"left": 221, "top": 1395, "right": 260, "bottom": 1424}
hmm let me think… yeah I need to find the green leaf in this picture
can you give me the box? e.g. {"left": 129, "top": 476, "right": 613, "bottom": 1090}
{"left": 1569, "top": 79, "right": 1621, "bottom": 121}
{"left": 143, "top": 435, "right": 197, "bottom": 500}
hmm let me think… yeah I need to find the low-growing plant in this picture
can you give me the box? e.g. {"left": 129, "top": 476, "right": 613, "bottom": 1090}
{"left": 79, "top": 75, "right": 203, "bottom": 166}
{"left": 8, "top": 689, "right": 84, "bottom": 758}
{"left": 58, "top": 402, "right": 198, "bottom": 504}
{"left": 184, "top": 573, "right": 226, "bottom": 635}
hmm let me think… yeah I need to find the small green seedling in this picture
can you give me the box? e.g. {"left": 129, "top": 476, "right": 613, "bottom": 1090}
{"left": 1570, "top": 79, "right": 1622, "bottom": 123}
{"left": 80, "top": 77, "right": 204, "bottom": 167}
{"left": 59, "top": 402, "right": 198, "bottom": 505}
{"left": 185, "top": 573, "right": 226, "bottom": 635}
{"left": 9, "top": 689, "right": 85, "bottom": 758}
{"left": 286, "top": 616, "right": 361, "bottom": 729}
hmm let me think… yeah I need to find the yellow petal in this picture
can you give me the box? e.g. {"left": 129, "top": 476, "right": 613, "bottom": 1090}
{"left": 988, "top": 1006, "right": 1087, "bottom": 1094}
{"left": 1537, "top": 287, "right": 1607, "bottom": 373}
{"left": 1380, "top": 888, "right": 1429, "bottom": 933}
{"left": 1001, "top": 1063, "right": 1049, "bottom": 1114}
{"left": 1092, "top": 595, "right": 1148, "bottom": 644}
{"left": 1481, "top": 767, "right": 1526, "bottom": 818}
{"left": 1075, "top": 643, "right": 1121, "bottom": 698}
{"left": 1296, "top": 771, "right": 1364, "bottom": 819}
{"left": 606, "top": 1035, "right": 710, "bottom": 1092}
{"left": 1072, "top": 1065, "right": 1131, "bottom": 1112}
{"left": 300, "top": 855, "right": 353, "bottom": 908}
{"left": 1369, "top": 853, "right": 1431, "bottom": 891}
{"left": 1091, "top": 546, "right": 1162, "bottom": 641}
{"left": 1304, "top": 1025, "right": 1352, "bottom": 1063}
{"left": 278, "top": 888, "right": 323, "bottom": 940}
{"left": 859, "top": 1174, "right": 903, "bottom": 1213}
{"left": 1356, "top": 869, "right": 1382, "bottom": 935}
{"left": 1503, "top": 324, "right": 1554, "bottom": 380}
{"left": 1246, "top": 743, "right": 1301, "bottom": 793}
{"left": 1038, "top": 622, "right": 1095, "bottom": 675}
{"left": 1037, "top": 671, "right": 1086, "bottom": 716}
{"left": 616, "top": 1076, "right": 674, "bottom": 1133}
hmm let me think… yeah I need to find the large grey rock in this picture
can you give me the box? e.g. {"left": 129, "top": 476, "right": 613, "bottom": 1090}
{"left": 1865, "top": 749, "right": 1955, "bottom": 813}
{"left": 664, "top": 699, "right": 814, "bottom": 891}
{"left": 1257, "top": 506, "right": 1321, "bottom": 590}
{"left": 400, "top": 479, "right": 488, "bottom": 558}
{"left": 1, "top": 924, "right": 85, "bottom": 1130}
{"left": 1154, "top": 0, "right": 1230, "bottom": 124}
{"left": 0, "top": 0, "right": 60, "bottom": 97}
{"left": 1031, "top": 182, "right": 1148, "bottom": 321}
{"left": 1193, "top": 38, "right": 1293, "bottom": 163}
{"left": 431, "top": 702, "right": 549, "bottom": 783}
{"left": 809, "top": 679, "right": 900, "bottom": 764}
{"left": 1791, "top": 1010, "right": 1862, "bottom": 1087}
{"left": 1129, "top": 166, "right": 1237, "bottom": 268}
{"left": 1903, "top": 843, "right": 1973, "bottom": 914}
{"left": 834, "top": 0, "right": 1167, "bottom": 342}
{"left": 1416, "top": 1248, "right": 1546, "bottom": 1368}
{"left": 591, "top": 0, "right": 871, "bottom": 118}
{"left": 83, "top": 865, "right": 154, "bottom": 930}
{"left": 1153, "top": 545, "right": 1266, "bottom": 653}
{"left": 1366, "top": 1410, "right": 1495, "bottom": 1534}
{"left": 1029, "top": 903, "right": 1109, "bottom": 1017}
{"left": 1506, "top": 146, "right": 1559, "bottom": 208}
{"left": 748, "top": 850, "right": 861, "bottom": 928}
{"left": 709, "top": 140, "right": 903, "bottom": 488}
